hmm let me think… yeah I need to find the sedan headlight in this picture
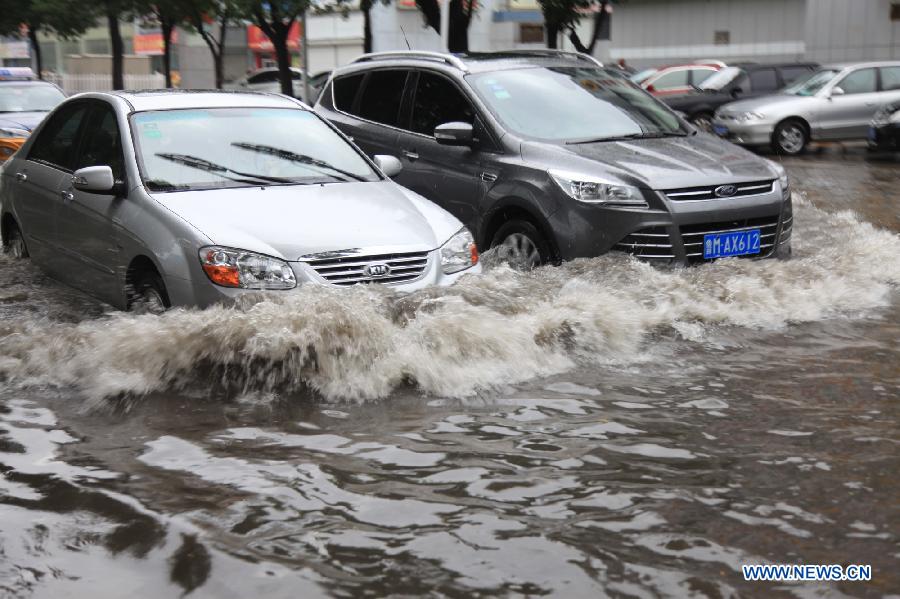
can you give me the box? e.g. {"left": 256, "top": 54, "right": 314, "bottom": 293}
{"left": 550, "top": 169, "right": 647, "bottom": 208}
{"left": 734, "top": 112, "right": 765, "bottom": 122}
{"left": 767, "top": 159, "right": 790, "bottom": 199}
{"left": 440, "top": 228, "right": 479, "bottom": 274}
{"left": 199, "top": 246, "right": 296, "bottom": 289}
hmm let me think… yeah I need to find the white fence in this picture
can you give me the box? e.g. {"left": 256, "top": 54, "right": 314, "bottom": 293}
{"left": 44, "top": 73, "right": 166, "bottom": 94}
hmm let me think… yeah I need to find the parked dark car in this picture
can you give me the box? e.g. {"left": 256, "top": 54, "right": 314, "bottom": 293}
{"left": 868, "top": 101, "right": 900, "bottom": 150}
{"left": 664, "top": 63, "right": 818, "bottom": 131}
{"left": 315, "top": 50, "right": 793, "bottom": 268}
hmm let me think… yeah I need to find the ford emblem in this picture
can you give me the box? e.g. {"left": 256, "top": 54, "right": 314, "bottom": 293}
{"left": 715, "top": 184, "right": 737, "bottom": 198}
{"left": 364, "top": 263, "right": 391, "bottom": 277}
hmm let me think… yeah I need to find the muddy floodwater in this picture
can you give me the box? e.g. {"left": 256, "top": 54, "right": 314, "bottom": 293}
{"left": 0, "top": 150, "right": 898, "bottom": 598}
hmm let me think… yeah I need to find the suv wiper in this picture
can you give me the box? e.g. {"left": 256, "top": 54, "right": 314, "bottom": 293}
{"left": 155, "top": 153, "right": 293, "bottom": 185}
{"left": 566, "top": 131, "right": 688, "bottom": 144}
{"left": 232, "top": 142, "right": 367, "bottom": 182}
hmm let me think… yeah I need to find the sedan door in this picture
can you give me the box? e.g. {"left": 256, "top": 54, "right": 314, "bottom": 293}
{"left": 817, "top": 68, "right": 880, "bottom": 140}
{"left": 55, "top": 100, "right": 126, "bottom": 303}
{"left": 8, "top": 101, "right": 90, "bottom": 266}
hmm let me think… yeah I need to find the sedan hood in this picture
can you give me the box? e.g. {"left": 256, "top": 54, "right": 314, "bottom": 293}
{"left": 535, "top": 134, "right": 776, "bottom": 190}
{"left": 716, "top": 93, "right": 813, "bottom": 115}
{"left": 150, "top": 181, "right": 462, "bottom": 260}
{"left": 0, "top": 112, "right": 48, "bottom": 132}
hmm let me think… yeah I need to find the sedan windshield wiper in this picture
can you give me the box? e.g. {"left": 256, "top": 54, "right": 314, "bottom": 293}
{"left": 566, "top": 131, "right": 688, "bottom": 144}
{"left": 155, "top": 153, "right": 293, "bottom": 185}
{"left": 232, "top": 142, "right": 367, "bottom": 182}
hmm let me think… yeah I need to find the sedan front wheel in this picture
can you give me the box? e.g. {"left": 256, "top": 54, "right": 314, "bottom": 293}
{"left": 773, "top": 119, "right": 808, "bottom": 155}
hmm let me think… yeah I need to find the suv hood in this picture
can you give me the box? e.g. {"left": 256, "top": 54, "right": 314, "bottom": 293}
{"left": 536, "top": 134, "right": 776, "bottom": 190}
{"left": 150, "top": 180, "right": 462, "bottom": 260}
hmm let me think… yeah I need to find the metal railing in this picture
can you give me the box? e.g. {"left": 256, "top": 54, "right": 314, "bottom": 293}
{"left": 44, "top": 72, "right": 166, "bottom": 94}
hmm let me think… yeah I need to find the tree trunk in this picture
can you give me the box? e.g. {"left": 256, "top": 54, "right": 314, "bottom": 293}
{"left": 108, "top": 11, "right": 124, "bottom": 90}
{"left": 27, "top": 26, "right": 43, "bottom": 80}
{"left": 448, "top": 0, "right": 469, "bottom": 53}
{"left": 545, "top": 22, "right": 560, "bottom": 49}
{"left": 214, "top": 20, "right": 227, "bottom": 89}
{"left": 161, "top": 20, "right": 173, "bottom": 88}
{"left": 274, "top": 33, "right": 293, "bottom": 97}
{"left": 569, "top": 1, "right": 608, "bottom": 55}
{"left": 362, "top": 0, "right": 372, "bottom": 54}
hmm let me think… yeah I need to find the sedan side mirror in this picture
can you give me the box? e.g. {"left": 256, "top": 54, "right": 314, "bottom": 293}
{"left": 434, "top": 122, "right": 474, "bottom": 146}
{"left": 373, "top": 154, "right": 402, "bottom": 178}
{"left": 830, "top": 86, "right": 845, "bottom": 97}
{"left": 72, "top": 166, "right": 115, "bottom": 193}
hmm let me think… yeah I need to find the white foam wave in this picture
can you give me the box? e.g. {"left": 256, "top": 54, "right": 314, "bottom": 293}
{"left": 0, "top": 196, "right": 897, "bottom": 403}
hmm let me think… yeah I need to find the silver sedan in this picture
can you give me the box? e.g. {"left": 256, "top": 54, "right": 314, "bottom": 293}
{"left": 712, "top": 61, "right": 900, "bottom": 154}
{"left": 0, "top": 91, "right": 480, "bottom": 311}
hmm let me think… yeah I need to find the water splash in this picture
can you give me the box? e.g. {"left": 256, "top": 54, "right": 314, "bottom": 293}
{"left": 0, "top": 195, "right": 897, "bottom": 404}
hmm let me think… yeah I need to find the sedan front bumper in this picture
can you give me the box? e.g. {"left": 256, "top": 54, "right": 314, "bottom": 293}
{"left": 710, "top": 118, "right": 775, "bottom": 146}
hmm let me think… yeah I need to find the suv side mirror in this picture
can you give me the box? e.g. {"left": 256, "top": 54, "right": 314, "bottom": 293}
{"left": 830, "top": 86, "right": 845, "bottom": 97}
{"left": 373, "top": 154, "right": 402, "bottom": 177}
{"left": 434, "top": 122, "right": 474, "bottom": 146}
{"left": 72, "top": 166, "right": 115, "bottom": 193}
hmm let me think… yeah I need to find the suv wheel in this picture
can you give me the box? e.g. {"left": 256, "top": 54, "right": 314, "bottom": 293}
{"left": 773, "top": 119, "right": 808, "bottom": 155}
{"left": 129, "top": 271, "right": 170, "bottom": 314}
{"left": 491, "top": 220, "right": 551, "bottom": 270}
{"left": 3, "top": 221, "right": 28, "bottom": 259}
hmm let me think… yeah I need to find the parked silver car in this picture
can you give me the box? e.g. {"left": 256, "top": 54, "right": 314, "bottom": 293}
{"left": 0, "top": 91, "right": 480, "bottom": 311}
{"left": 712, "top": 61, "right": 900, "bottom": 154}
{"left": 226, "top": 67, "right": 311, "bottom": 102}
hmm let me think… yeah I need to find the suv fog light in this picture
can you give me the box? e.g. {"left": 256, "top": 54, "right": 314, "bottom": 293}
{"left": 199, "top": 246, "right": 297, "bottom": 289}
{"left": 440, "top": 228, "right": 478, "bottom": 274}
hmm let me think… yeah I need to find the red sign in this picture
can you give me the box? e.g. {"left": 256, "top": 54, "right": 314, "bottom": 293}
{"left": 134, "top": 30, "right": 177, "bottom": 56}
{"left": 247, "top": 22, "right": 302, "bottom": 52}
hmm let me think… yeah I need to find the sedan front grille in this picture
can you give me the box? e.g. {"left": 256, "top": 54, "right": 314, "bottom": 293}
{"left": 301, "top": 251, "right": 430, "bottom": 286}
{"left": 682, "top": 215, "right": 780, "bottom": 262}
{"left": 664, "top": 180, "right": 775, "bottom": 201}
{"left": 613, "top": 226, "right": 675, "bottom": 260}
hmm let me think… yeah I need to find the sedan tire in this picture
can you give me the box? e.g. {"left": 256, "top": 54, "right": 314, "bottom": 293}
{"left": 129, "top": 271, "right": 171, "bottom": 314}
{"left": 3, "top": 220, "right": 28, "bottom": 259}
{"left": 772, "top": 119, "right": 808, "bottom": 155}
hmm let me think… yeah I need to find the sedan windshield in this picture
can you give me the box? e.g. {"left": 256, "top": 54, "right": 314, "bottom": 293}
{"left": 132, "top": 108, "right": 378, "bottom": 191}
{"left": 784, "top": 69, "right": 838, "bottom": 96}
{"left": 698, "top": 66, "right": 743, "bottom": 90}
{"left": 469, "top": 67, "right": 686, "bottom": 143}
{"left": 0, "top": 83, "right": 65, "bottom": 113}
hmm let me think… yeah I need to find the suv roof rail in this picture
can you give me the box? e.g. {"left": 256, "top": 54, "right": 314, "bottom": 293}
{"left": 483, "top": 49, "right": 604, "bottom": 67}
{"left": 352, "top": 51, "right": 469, "bottom": 72}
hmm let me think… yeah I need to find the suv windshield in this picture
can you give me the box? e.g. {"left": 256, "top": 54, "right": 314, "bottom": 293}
{"left": 784, "top": 69, "right": 838, "bottom": 96}
{"left": 0, "top": 83, "right": 65, "bottom": 113}
{"left": 469, "top": 67, "right": 686, "bottom": 143}
{"left": 132, "top": 108, "right": 378, "bottom": 191}
{"left": 698, "top": 66, "right": 743, "bottom": 90}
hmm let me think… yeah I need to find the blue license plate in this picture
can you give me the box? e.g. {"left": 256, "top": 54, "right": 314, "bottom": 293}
{"left": 712, "top": 124, "right": 729, "bottom": 136}
{"left": 867, "top": 126, "right": 877, "bottom": 141}
{"left": 703, "top": 229, "right": 761, "bottom": 259}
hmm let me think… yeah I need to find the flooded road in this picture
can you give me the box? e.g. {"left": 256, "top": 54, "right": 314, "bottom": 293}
{"left": 1, "top": 151, "right": 898, "bottom": 598}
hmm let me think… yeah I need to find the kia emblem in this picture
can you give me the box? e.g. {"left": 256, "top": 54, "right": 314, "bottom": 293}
{"left": 364, "top": 263, "right": 391, "bottom": 277}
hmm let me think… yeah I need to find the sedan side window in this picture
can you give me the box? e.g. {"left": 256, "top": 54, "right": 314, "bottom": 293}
{"left": 410, "top": 72, "right": 474, "bottom": 136}
{"left": 689, "top": 69, "right": 715, "bottom": 86}
{"left": 358, "top": 70, "right": 408, "bottom": 127}
{"left": 27, "top": 103, "right": 89, "bottom": 171}
{"left": 880, "top": 66, "right": 900, "bottom": 91}
{"left": 248, "top": 71, "right": 278, "bottom": 84}
{"left": 748, "top": 68, "right": 778, "bottom": 92}
{"left": 650, "top": 70, "right": 688, "bottom": 90}
{"left": 836, "top": 69, "right": 876, "bottom": 94}
{"left": 75, "top": 104, "right": 125, "bottom": 182}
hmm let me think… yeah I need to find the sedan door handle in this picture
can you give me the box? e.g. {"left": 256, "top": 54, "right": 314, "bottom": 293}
{"left": 60, "top": 190, "right": 74, "bottom": 202}
{"left": 15, "top": 172, "right": 27, "bottom": 182}
{"left": 402, "top": 150, "right": 418, "bottom": 161}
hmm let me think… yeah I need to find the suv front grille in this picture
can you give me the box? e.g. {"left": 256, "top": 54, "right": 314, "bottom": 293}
{"left": 302, "top": 251, "right": 430, "bottom": 286}
{"left": 664, "top": 180, "right": 775, "bottom": 201}
{"left": 682, "top": 215, "right": 780, "bottom": 262}
{"left": 613, "top": 226, "right": 674, "bottom": 260}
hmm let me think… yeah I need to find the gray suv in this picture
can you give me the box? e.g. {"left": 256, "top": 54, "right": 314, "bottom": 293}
{"left": 315, "top": 50, "right": 793, "bottom": 267}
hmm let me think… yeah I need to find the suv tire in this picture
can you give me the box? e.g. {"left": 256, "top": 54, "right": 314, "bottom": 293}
{"left": 490, "top": 220, "right": 552, "bottom": 270}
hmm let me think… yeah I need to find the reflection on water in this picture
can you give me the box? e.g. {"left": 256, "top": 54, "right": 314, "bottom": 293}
{"left": 0, "top": 192, "right": 898, "bottom": 597}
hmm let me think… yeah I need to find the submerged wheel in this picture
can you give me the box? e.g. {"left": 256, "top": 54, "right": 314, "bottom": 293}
{"left": 128, "top": 271, "right": 170, "bottom": 314}
{"left": 490, "top": 220, "right": 552, "bottom": 270}
{"left": 772, "top": 119, "right": 808, "bottom": 155}
{"left": 3, "top": 220, "right": 28, "bottom": 258}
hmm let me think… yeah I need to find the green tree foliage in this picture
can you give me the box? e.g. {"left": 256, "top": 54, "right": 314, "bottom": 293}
{"left": 0, "top": 0, "right": 98, "bottom": 79}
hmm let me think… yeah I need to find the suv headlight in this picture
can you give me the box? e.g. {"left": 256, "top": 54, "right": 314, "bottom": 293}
{"left": 199, "top": 246, "right": 297, "bottom": 289}
{"left": 550, "top": 169, "right": 647, "bottom": 208}
{"left": 440, "top": 228, "right": 478, "bottom": 274}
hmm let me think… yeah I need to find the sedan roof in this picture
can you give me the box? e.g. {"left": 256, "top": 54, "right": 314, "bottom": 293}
{"left": 107, "top": 89, "right": 304, "bottom": 112}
